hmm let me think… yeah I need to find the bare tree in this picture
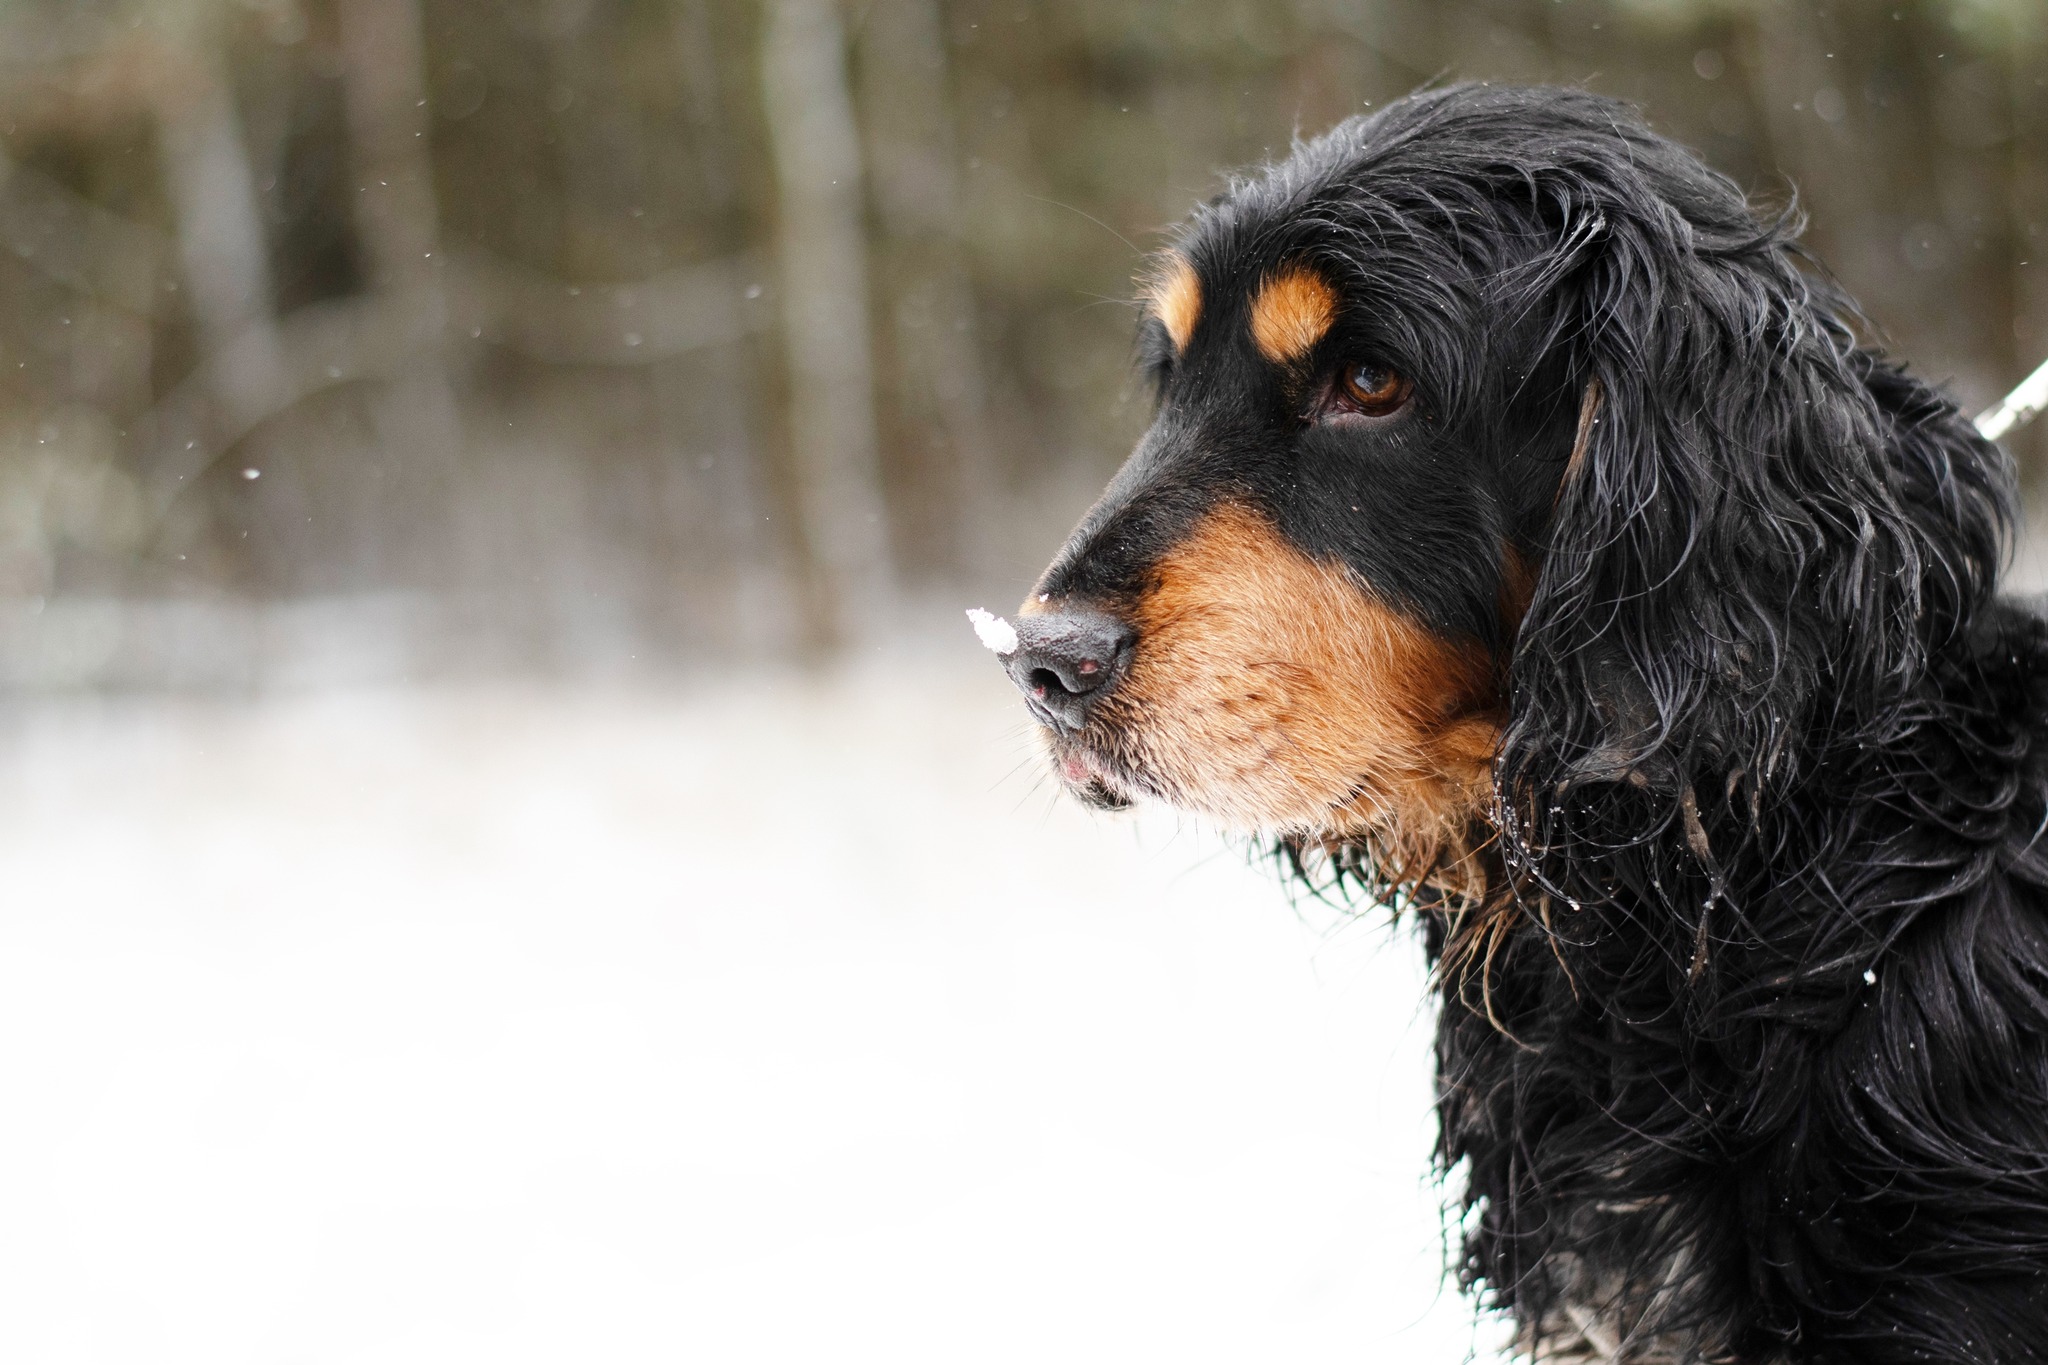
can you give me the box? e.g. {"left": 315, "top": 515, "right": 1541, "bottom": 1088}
{"left": 760, "top": 0, "right": 894, "bottom": 640}
{"left": 152, "top": 24, "right": 289, "bottom": 447}
{"left": 856, "top": 0, "right": 999, "bottom": 581}
{"left": 669, "top": 0, "right": 790, "bottom": 647}
{"left": 335, "top": 0, "right": 464, "bottom": 586}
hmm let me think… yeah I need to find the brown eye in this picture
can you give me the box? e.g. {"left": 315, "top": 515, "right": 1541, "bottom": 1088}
{"left": 1339, "top": 362, "right": 1411, "bottom": 416}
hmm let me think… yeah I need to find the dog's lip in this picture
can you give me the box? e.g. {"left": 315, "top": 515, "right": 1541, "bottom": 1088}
{"left": 1053, "top": 739, "right": 1114, "bottom": 789}
{"left": 1048, "top": 736, "right": 1138, "bottom": 809}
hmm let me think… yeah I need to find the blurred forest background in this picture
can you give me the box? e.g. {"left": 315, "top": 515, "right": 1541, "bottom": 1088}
{"left": 1, "top": 0, "right": 2045, "bottom": 687}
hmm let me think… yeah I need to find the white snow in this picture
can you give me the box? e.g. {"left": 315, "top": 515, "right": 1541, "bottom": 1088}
{"left": 965, "top": 606, "right": 1019, "bottom": 655}
{"left": 0, "top": 645, "right": 1505, "bottom": 1364}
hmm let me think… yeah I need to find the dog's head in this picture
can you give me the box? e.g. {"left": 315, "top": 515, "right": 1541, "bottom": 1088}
{"left": 998, "top": 84, "right": 2009, "bottom": 898}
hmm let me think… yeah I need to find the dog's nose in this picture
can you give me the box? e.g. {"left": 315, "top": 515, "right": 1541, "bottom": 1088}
{"left": 1005, "top": 610, "right": 1135, "bottom": 731}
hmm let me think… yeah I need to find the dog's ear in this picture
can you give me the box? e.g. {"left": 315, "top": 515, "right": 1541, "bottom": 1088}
{"left": 1494, "top": 190, "right": 2010, "bottom": 890}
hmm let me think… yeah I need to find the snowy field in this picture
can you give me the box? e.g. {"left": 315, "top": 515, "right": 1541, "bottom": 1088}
{"left": 0, "top": 638, "right": 1506, "bottom": 1364}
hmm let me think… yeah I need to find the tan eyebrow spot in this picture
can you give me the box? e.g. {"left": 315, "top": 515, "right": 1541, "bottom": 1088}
{"left": 1249, "top": 266, "right": 1338, "bottom": 364}
{"left": 1142, "top": 252, "right": 1202, "bottom": 354}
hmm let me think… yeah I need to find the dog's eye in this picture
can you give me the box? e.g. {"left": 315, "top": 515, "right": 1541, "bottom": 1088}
{"left": 1339, "top": 362, "right": 1411, "bottom": 416}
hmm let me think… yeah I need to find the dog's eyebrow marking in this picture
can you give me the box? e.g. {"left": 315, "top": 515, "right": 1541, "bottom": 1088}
{"left": 1249, "top": 266, "right": 1338, "bottom": 365}
{"left": 1142, "top": 252, "right": 1202, "bottom": 354}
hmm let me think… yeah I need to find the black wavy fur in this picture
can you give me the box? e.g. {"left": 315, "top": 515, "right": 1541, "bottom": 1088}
{"left": 1248, "top": 88, "right": 2048, "bottom": 1360}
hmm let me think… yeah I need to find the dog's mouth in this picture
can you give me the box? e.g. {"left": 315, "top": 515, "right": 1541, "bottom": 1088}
{"left": 1045, "top": 722, "right": 1374, "bottom": 826}
{"left": 1044, "top": 734, "right": 1136, "bottom": 812}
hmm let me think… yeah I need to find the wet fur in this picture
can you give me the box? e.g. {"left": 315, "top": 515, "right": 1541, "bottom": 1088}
{"left": 1029, "top": 85, "right": 2048, "bottom": 1361}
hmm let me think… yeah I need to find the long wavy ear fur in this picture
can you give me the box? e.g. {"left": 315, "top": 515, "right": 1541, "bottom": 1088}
{"left": 1494, "top": 139, "right": 2012, "bottom": 913}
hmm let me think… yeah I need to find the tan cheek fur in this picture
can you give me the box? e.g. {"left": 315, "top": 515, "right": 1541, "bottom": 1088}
{"left": 1143, "top": 252, "right": 1202, "bottom": 354}
{"left": 1103, "top": 504, "right": 1499, "bottom": 852}
{"left": 1249, "top": 266, "right": 1338, "bottom": 365}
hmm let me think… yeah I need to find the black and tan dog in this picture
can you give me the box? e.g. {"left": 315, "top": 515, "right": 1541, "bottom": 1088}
{"left": 988, "top": 85, "right": 2048, "bottom": 1362}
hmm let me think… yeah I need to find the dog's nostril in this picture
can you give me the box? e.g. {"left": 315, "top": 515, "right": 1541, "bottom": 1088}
{"left": 1001, "top": 608, "right": 1134, "bottom": 727}
{"left": 1040, "top": 667, "right": 1105, "bottom": 699}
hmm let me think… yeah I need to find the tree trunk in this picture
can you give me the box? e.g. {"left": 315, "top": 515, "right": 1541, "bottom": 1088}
{"left": 153, "top": 41, "right": 289, "bottom": 443}
{"left": 760, "top": 0, "right": 893, "bottom": 644}
{"left": 335, "top": 0, "right": 465, "bottom": 589}
{"left": 855, "top": 0, "right": 999, "bottom": 582}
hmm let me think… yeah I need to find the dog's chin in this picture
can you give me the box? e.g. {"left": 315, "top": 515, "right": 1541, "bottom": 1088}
{"left": 1048, "top": 739, "right": 1484, "bottom": 857}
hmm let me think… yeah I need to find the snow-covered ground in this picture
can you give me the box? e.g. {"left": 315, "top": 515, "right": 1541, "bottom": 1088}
{"left": 0, "top": 639, "right": 1506, "bottom": 1364}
